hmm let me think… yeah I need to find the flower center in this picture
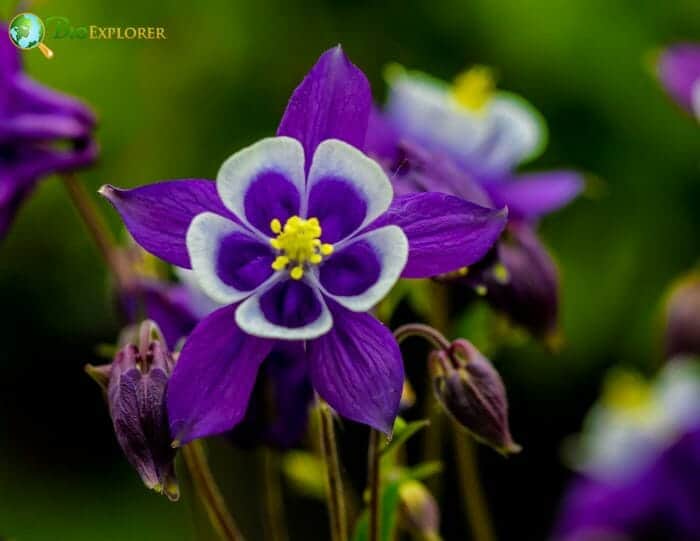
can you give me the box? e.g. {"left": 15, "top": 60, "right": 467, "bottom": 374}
{"left": 269, "top": 215, "right": 334, "bottom": 280}
{"left": 452, "top": 66, "right": 495, "bottom": 112}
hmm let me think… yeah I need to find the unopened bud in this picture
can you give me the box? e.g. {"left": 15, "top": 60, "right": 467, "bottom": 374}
{"left": 431, "top": 339, "right": 520, "bottom": 455}
{"left": 87, "top": 321, "right": 179, "bottom": 500}
{"left": 664, "top": 272, "right": 700, "bottom": 359}
{"left": 398, "top": 480, "right": 441, "bottom": 540}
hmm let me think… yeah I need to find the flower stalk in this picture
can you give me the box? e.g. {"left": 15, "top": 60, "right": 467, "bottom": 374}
{"left": 181, "top": 440, "right": 245, "bottom": 541}
{"left": 451, "top": 424, "right": 496, "bottom": 541}
{"left": 367, "top": 429, "right": 382, "bottom": 541}
{"left": 62, "top": 173, "right": 131, "bottom": 289}
{"left": 317, "top": 399, "right": 348, "bottom": 541}
{"left": 261, "top": 448, "right": 289, "bottom": 541}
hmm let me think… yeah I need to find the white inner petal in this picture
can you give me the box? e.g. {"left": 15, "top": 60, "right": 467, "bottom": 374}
{"left": 217, "top": 136, "right": 306, "bottom": 234}
{"left": 319, "top": 225, "right": 408, "bottom": 312}
{"left": 306, "top": 139, "right": 394, "bottom": 235}
{"left": 235, "top": 280, "right": 333, "bottom": 340}
{"left": 186, "top": 212, "right": 261, "bottom": 305}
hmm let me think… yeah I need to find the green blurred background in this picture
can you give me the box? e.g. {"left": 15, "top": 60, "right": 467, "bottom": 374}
{"left": 0, "top": 0, "right": 698, "bottom": 539}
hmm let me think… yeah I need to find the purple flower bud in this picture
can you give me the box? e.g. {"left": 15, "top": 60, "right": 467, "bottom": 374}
{"left": 431, "top": 339, "right": 520, "bottom": 455}
{"left": 88, "top": 321, "right": 178, "bottom": 500}
{"left": 398, "top": 480, "right": 441, "bottom": 540}
{"left": 664, "top": 272, "right": 700, "bottom": 359}
{"left": 448, "top": 225, "right": 560, "bottom": 347}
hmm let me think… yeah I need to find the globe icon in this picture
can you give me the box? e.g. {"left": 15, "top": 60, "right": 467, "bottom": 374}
{"left": 8, "top": 13, "right": 45, "bottom": 50}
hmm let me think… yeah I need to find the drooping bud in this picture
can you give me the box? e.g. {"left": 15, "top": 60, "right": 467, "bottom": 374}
{"left": 398, "top": 480, "right": 441, "bottom": 541}
{"left": 87, "top": 321, "right": 179, "bottom": 500}
{"left": 431, "top": 339, "right": 520, "bottom": 455}
{"left": 443, "top": 225, "right": 560, "bottom": 347}
{"left": 664, "top": 272, "right": 700, "bottom": 359}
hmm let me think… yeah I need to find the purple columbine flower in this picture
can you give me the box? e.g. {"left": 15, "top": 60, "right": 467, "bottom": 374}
{"left": 0, "top": 24, "right": 97, "bottom": 239}
{"left": 368, "top": 66, "right": 582, "bottom": 340}
{"left": 553, "top": 360, "right": 700, "bottom": 540}
{"left": 101, "top": 47, "right": 507, "bottom": 444}
{"left": 657, "top": 43, "right": 700, "bottom": 120}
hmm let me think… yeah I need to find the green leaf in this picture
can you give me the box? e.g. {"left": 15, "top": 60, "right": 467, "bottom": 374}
{"left": 380, "top": 419, "right": 430, "bottom": 467}
{"left": 351, "top": 480, "right": 402, "bottom": 541}
{"left": 400, "top": 461, "right": 443, "bottom": 482}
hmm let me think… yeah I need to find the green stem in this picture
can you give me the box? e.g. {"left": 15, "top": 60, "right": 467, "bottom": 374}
{"left": 181, "top": 441, "right": 246, "bottom": 541}
{"left": 61, "top": 173, "right": 132, "bottom": 290}
{"left": 422, "top": 282, "right": 450, "bottom": 497}
{"left": 367, "top": 429, "right": 381, "bottom": 541}
{"left": 451, "top": 425, "right": 496, "bottom": 541}
{"left": 261, "top": 447, "right": 288, "bottom": 541}
{"left": 317, "top": 399, "right": 348, "bottom": 541}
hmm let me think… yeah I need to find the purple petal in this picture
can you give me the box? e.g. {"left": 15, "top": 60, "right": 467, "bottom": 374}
{"left": 0, "top": 113, "right": 92, "bottom": 143}
{"left": 658, "top": 44, "right": 700, "bottom": 114}
{"left": 217, "top": 232, "right": 275, "bottom": 291}
{"left": 259, "top": 279, "right": 324, "bottom": 328}
{"left": 308, "top": 302, "right": 403, "bottom": 433}
{"left": 0, "top": 24, "right": 21, "bottom": 79}
{"left": 167, "top": 304, "right": 275, "bottom": 443}
{"left": 100, "top": 180, "right": 237, "bottom": 269}
{"left": 307, "top": 176, "right": 368, "bottom": 243}
{"left": 277, "top": 46, "right": 372, "bottom": 168}
{"left": 372, "top": 193, "right": 507, "bottom": 278}
{"left": 365, "top": 107, "right": 401, "bottom": 166}
{"left": 320, "top": 239, "right": 382, "bottom": 296}
{"left": 11, "top": 75, "right": 96, "bottom": 126}
{"left": 228, "top": 342, "right": 313, "bottom": 449}
{"left": 485, "top": 170, "right": 583, "bottom": 221}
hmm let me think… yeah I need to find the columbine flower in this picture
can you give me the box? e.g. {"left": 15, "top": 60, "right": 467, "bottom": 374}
{"left": 101, "top": 47, "right": 507, "bottom": 444}
{"left": 368, "top": 65, "right": 582, "bottom": 340}
{"left": 656, "top": 43, "right": 700, "bottom": 120}
{"left": 0, "top": 24, "right": 97, "bottom": 239}
{"left": 553, "top": 360, "right": 700, "bottom": 540}
{"left": 87, "top": 321, "right": 179, "bottom": 501}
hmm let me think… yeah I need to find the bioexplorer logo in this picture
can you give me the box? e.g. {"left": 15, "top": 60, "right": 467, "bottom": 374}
{"left": 8, "top": 13, "right": 167, "bottom": 59}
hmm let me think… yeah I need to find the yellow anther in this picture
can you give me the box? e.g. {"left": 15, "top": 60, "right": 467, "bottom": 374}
{"left": 290, "top": 266, "right": 304, "bottom": 280}
{"left": 458, "top": 266, "right": 469, "bottom": 277}
{"left": 272, "top": 255, "right": 289, "bottom": 271}
{"left": 492, "top": 263, "right": 509, "bottom": 284}
{"left": 269, "top": 215, "right": 334, "bottom": 278}
{"left": 452, "top": 66, "right": 496, "bottom": 112}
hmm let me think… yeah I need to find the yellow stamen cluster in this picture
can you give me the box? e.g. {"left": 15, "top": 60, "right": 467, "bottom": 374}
{"left": 602, "top": 371, "right": 660, "bottom": 426}
{"left": 269, "top": 215, "right": 334, "bottom": 280}
{"left": 452, "top": 66, "right": 496, "bottom": 112}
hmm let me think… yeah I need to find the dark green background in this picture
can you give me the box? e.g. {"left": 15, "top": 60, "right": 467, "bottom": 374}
{"left": 0, "top": 0, "right": 698, "bottom": 539}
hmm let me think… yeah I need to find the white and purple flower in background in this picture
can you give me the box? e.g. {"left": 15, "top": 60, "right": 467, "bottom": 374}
{"left": 101, "top": 47, "right": 507, "bottom": 444}
{"left": 368, "top": 65, "right": 583, "bottom": 340}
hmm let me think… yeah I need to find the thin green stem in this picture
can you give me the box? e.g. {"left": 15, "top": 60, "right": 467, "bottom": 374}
{"left": 317, "top": 399, "right": 348, "bottom": 541}
{"left": 261, "top": 447, "right": 288, "bottom": 541}
{"left": 367, "top": 429, "right": 381, "bottom": 541}
{"left": 181, "top": 441, "right": 246, "bottom": 541}
{"left": 61, "top": 173, "right": 132, "bottom": 289}
{"left": 421, "top": 282, "right": 450, "bottom": 497}
{"left": 451, "top": 425, "right": 496, "bottom": 541}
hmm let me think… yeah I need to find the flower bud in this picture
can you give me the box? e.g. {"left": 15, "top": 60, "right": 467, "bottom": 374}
{"left": 87, "top": 321, "right": 179, "bottom": 500}
{"left": 442, "top": 225, "right": 560, "bottom": 347}
{"left": 664, "top": 272, "right": 700, "bottom": 359}
{"left": 398, "top": 480, "right": 441, "bottom": 540}
{"left": 431, "top": 339, "right": 520, "bottom": 455}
